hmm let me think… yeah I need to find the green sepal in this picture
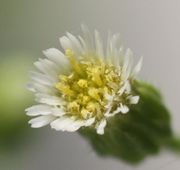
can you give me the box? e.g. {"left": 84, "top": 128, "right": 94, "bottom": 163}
{"left": 79, "top": 80, "right": 180, "bottom": 164}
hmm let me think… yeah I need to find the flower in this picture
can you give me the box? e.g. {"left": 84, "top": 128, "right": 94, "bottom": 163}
{"left": 26, "top": 25, "right": 142, "bottom": 135}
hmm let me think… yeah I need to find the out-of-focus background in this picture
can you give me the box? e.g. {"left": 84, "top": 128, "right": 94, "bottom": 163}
{"left": 0, "top": 0, "right": 180, "bottom": 169}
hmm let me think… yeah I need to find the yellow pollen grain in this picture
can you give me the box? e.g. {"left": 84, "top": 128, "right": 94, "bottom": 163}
{"left": 86, "top": 102, "right": 99, "bottom": 112}
{"left": 88, "top": 88, "right": 101, "bottom": 101}
{"left": 68, "top": 101, "right": 80, "bottom": 112}
{"left": 81, "top": 95, "right": 90, "bottom": 105}
{"left": 77, "top": 79, "right": 88, "bottom": 88}
{"left": 81, "top": 108, "right": 90, "bottom": 119}
{"left": 59, "top": 75, "right": 69, "bottom": 82}
{"left": 92, "top": 67, "right": 103, "bottom": 86}
{"left": 55, "top": 83, "right": 75, "bottom": 96}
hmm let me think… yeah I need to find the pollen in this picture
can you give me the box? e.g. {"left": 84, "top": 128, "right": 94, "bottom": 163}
{"left": 88, "top": 88, "right": 101, "bottom": 101}
{"left": 55, "top": 49, "right": 121, "bottom": 120}
{"left": 77, "top": 79, "right": 88, "bottom": 88}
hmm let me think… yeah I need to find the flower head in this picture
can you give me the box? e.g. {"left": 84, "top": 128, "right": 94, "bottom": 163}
{"left": 26, "top": 25, "right": 142, "bottom": 135}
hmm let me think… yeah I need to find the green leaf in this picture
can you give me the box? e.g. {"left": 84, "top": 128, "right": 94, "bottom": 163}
{"left": 79, "top": 80, "right": 179, "bottom": 164}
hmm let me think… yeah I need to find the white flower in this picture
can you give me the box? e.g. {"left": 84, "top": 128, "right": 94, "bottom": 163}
{"left": 26, "top": 25, "right": 142, "bottom": 135}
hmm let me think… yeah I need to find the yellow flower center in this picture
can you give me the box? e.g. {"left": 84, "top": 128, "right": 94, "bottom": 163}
{"left": 55, "top": 49, "right": 121, "bottom": 120}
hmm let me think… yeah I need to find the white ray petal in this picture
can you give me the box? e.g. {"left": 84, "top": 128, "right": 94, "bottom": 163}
{"left": 66, "top": 32, "right": 83, "bottom": 54}
{"left": 29, "top": 82, "right": 56, "bottom": 94}
{"left": 132, "top": 57, "right": 143, "bottom": 77}
{"left": 34, "top": 59, "right": 58, "bottom": 77}
{"left": 26, "top": 83, "right": 36, "bottom": 92}
{"left": 129, "top": 95, "right": 140, "bottom": 104}
{"left": 30, "top": 71, "right": 55, "bottom": 86}
{"left": 125, "top": 80, "right": 131, "bottom": 94}
{"left": 29, "top": 115, "right": 55, "bottom": 128}
{"left": 81, "top": 24, "right": 93, "bottom": 53}
{"left": 40, "top": 58, "right": 59, "bottom": 73}
{"left": 96, "top": 119, "right": 107, "bottom": 135}
{"left": 59, "top": 36, "right": 72, "bottom": 50}
{"left": 43, "top": 48, "right": 70, "bottom": 71}
{"left": 94, "top": 30, "right": 104, "bottom": 58}
{"left": 118, "top": 46, "right": 124, "bottom": 66}
{"left": 35, "top": 93, "right": 63, "bottom": 105}
{"left": 114, "top": 48, "right": 120, "bottom": 68}
{"left": 51, "top": 116, "right": 95, "bottom": 132}
{"left": 84, "top": 117, "right": 95, "bottom": 126}
{"left": 118, "top": 81, "right": 130, "bottom": 95}
{"left": 108, "top": 108, "right": 122, "bottom": 117}
{"left": 34, "top": 60, "right": 46, "bottom": 74}
{"left": 119, "top": 104, "right": 129, "bottom": 114}
{"left": 121, "top": 48, "right": 133, "bottom": 80}
{"left": 51, "top": 107, "right": 66, "bottom": 117}
{"left": 50, "top": 117, "right": 73, "bottom": 131}
{"left": 106, "top": 31, "right": 112, "bottom": 61}
{"left": 110, "top": 34, "right": 120, "bottom": 64}
{"left": 26, "top": 104, "right": 52, "bottom": 116}
{"left": 78, "top": 35, "right": 88, "bottom": 55}
{"left": 109, "top": 104, "right": 129, "bottom": 117}
{"left": 64, "top": 120, "right": 85, "bottom": 132}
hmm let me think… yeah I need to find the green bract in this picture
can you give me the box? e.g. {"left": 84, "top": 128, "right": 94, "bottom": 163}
{"left": 80, "top": 80, "right": 180, "bottom": 164}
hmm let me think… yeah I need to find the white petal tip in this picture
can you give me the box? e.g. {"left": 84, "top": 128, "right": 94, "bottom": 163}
{"left": 132, "top": 57, "right": 143, "bottom": 77}
{"left": 26, "top": 83, "right": 36, "bottom": 92}
{"left": 130, "top": 96, "right": 140, "bottom": 104}
{"left": 120, "top": 105, "right": 129, "bottom": 114}
{"left": 28, "top": 116, "right": 54, "bottom": 128}
{"left": 96, "top": 119, "right": 107, "bottom": 135}
{"left": 59, "top": 36, "right": 71, "bottom": 50}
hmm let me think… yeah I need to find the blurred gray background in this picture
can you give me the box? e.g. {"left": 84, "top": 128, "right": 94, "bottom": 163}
{"left": 0, "top": 0, "right": 180, "bottom": 169}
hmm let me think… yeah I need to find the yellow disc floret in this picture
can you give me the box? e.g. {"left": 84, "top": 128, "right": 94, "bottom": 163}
{"left": 55, "top": 49, "right": 121, "bottom": 120}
